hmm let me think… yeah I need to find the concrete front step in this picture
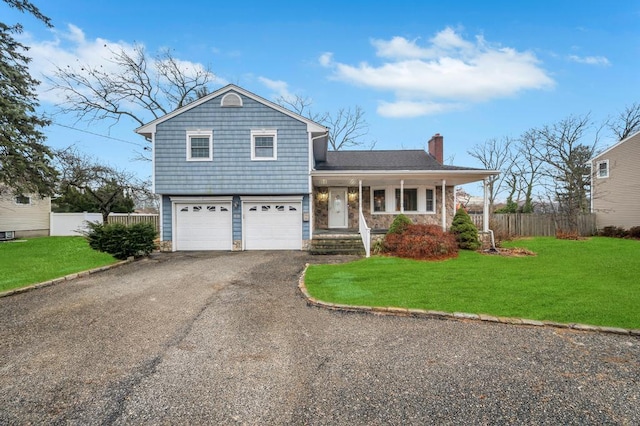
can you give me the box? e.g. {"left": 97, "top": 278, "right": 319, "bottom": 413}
{"left": 309, "top": 236, "right": 366, "bottom": 255}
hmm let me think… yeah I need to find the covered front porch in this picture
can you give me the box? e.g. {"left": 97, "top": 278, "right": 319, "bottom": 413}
{"left": 310, "top": 171, "right": 497, "bottom": 257}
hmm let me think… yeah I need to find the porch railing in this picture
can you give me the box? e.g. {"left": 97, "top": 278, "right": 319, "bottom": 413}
{"left": 358, "top": 210, "right": 371, "bottom": 258}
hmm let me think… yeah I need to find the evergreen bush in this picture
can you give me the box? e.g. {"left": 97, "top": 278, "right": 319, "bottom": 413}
{"left": 387, "top": 214, "right": 412, "bottom": 235}
{"left": 450, "top": 207, "right": 481, "bottom": 250}
{"left": 85, "top": 221, "right": 157, "bottom": 259}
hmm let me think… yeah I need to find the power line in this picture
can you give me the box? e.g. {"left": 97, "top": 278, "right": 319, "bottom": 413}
{"left": 51, "top": 122, "right": 148, "bottom": 149}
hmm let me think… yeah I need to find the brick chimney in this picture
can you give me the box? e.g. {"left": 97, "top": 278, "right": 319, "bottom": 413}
{"left": 428, "top": 133, "right": 444, "bottom": 164}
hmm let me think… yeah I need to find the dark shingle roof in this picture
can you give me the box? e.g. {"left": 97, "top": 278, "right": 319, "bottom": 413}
{"left": 315, "top": 150, "right": 480, "bottom": 171}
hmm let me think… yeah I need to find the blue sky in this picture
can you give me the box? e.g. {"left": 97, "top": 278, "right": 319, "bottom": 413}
{"left": 4, "top": 0, "right": 639, "bottom": 195}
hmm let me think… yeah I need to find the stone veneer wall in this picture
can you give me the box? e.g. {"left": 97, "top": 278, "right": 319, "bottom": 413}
{"left": 314, "top": 186, "right": 456, "bottom": 231}
{"left": 313, "top": 187, "right": 360, "bottom": 230}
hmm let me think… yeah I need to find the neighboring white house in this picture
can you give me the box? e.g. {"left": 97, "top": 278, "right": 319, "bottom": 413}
{"left": 591, "top": 131, "right": 640, "bottom": 230}
{"left": 0, "top": 192, "right": 51, "bottom": 239}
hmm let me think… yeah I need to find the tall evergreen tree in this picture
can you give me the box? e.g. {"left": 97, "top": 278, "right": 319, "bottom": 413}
{"left": 0, "top": 0, "right": 56, "bottom": 196}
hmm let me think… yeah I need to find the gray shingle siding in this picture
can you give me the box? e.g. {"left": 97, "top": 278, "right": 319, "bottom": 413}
{"left": 154, "top": 95, "right": 310, "bottom": 194}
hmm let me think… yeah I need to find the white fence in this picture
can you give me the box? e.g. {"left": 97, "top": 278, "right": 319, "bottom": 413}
{"left": 50, "top": 212, "right": 102, "bottom": 236}
{"left": 50, "top": 213, "right": 160, "bottom": 236}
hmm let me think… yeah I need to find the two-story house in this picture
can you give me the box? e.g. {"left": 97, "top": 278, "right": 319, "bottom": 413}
{"left": 136, "top": 84, "right": 498, "bottom": 252}
{"left": 591, "top": 130, "right": 640, "bottom": 229}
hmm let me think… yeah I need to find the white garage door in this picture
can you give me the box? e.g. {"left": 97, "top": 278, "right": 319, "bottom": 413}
{"left": 243, "top": 201, "right": 302, "bottom": 250}
{"left": 175, "top": 202, "right": 232, "bottom": 250}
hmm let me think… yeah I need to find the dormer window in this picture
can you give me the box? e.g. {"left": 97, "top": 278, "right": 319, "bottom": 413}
{"left": 221, "top": 92, "right": 243, "bottom": 107}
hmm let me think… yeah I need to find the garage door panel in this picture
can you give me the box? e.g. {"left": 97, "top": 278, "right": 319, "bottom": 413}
{"left": 244, "top": 202, "right": 302, "bottom": 250}
{"left": 175, "top": 203, "right": 232, "bottom": 250}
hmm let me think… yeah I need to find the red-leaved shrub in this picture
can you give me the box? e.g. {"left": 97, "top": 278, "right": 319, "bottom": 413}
{"left": 384, "top": 224, "right": 458, "bottom": 261}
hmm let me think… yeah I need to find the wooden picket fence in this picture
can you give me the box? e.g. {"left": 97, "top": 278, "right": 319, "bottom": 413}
{"left": 108, "top": 213, "right": 159, "bottom": 231}
{"left": 470, "top": 213, "right": 597, "bottom": 237}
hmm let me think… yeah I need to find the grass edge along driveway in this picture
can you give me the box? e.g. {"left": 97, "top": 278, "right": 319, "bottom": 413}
{"left": 304, "top": 237, "right": 640, "bottom": 330}
{"left": 0, "top": 236, "right": 117, "bottom": 292}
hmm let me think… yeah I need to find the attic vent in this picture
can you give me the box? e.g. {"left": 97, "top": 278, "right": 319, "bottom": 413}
{"left": 221, "top": 92, "right": 243, "bottom": 107}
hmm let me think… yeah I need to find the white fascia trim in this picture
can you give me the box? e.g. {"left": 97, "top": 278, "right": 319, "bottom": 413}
{"left": 240, "top": 195, "right": 303, "bottom": 203}
{"left": 151, "top": 132, "right": 156, "bottom": 193}
{"left": 170, "top": 196, "right": 233, "bottom": 203}
{"left": 135, "top": 84, "right": 328, "bottom": 137}
{"left": 311, "top": 170, "right": 501, "bottom": 178}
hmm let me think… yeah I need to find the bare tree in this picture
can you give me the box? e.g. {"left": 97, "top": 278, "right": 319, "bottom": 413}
{"left": 467, "top": 137, "right": 516, "bottom": 213}
{"left": 532, "top": 114, "right": 599, "bottom": 232}
{"left": 607, "top": 102, "right": 640, "bottom": 141}
{"left": 48, "top": 44, "right": 215, "bottom": 157}
{"left": 277, "top": 95, "right": 371, "bottom": 150}
{"left": 55, "top": 147, "right": 151, "bottom": 223}
{"left": 516, "top": 129, "right": 545, "bottom": 213}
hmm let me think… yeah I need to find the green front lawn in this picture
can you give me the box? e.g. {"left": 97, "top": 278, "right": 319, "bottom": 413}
{"left": 305, "top": 237, "right": 640, "bottom": 329}
{"left": 0, "top": 237, "right": 118, "bottom": 292}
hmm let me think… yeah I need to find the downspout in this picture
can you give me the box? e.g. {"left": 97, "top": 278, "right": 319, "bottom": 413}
{"left": 483, "top": 178, "right": 497, "bottom": 251}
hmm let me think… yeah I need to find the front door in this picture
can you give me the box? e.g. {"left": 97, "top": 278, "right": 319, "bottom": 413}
{"left": 328, "top": 187, "right": 348, "bottom": 228}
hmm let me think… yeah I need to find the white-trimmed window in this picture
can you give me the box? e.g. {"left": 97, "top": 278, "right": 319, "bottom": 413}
{"left": 15, "top": 195, "right": 31, "bottom": 205}
{"left": 371, "top": 186, "right": 436, "bottom": 214}
{"left": 251, "top": 130, "right": 277, "bottom": 160}
{"left": 395, "top": 188, "right": 418, "bottom": 212}
{"left": 186, "top": 130, "right": 213, "bottom": 161}
{"left": 373, "top": 189, "right": 386, "bottom": 212}
{"left": 597, "top": 160, "right": 609, "bottom": 178}
{"left": 426, "top": 189, "right": 435, "bottom": 212}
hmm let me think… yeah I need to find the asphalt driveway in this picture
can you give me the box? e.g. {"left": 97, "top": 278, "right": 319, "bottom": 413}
{"left": 1, "top": 251, "right": 638, "bottom": 424}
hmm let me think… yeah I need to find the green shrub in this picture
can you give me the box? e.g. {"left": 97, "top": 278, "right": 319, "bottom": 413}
{"left": 384, "top": 224, "right": 458, "bottom": 260}
{"left": 86, "top": 221, "right": 157, "bottom": 259}
{"left": 387, "top": 214, "right": 412, "bottom": 235}
{"left": 450, "top": 207, "right": 480, "bottom": 250}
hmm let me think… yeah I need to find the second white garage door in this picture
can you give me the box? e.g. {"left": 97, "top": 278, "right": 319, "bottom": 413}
{"left": 243, "top": 200, "right": 302, "bottom": 250}
{"left": 175, "top": 202, "right": 232, "bottom": 250}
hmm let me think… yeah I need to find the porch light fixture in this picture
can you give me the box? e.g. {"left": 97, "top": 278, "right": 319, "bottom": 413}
{"left": 348, "top": 189, "right": 358, "bottom": 202}
{"left": 317, "top": 188, "right": 328, "bottom": 201}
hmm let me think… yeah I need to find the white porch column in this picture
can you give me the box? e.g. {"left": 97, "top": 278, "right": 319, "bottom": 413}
{"left": 358, "top": 180, "right": 363, "bottom": 215}
{"left": 400, "top": 179, "right": 404, "bottom": 213}
{"left": 441, "top": 179, "right": 446, "bottom": 230}
{"left": 483, "top": 178, "right": 490, "bottom": 232}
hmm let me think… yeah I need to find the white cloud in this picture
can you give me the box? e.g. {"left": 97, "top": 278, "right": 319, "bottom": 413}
{"left": 377, "top": 100, "right": 462, "bottom": 118}
{"left": 18, "top": 24, "right": 222, "bottom": 105}
{"left": 258, "top": 76, "right": 294, "bottom": 101}
{"left": 318, "top": 52, "right": 334, "bottom": 67}
{"left": 568, "top": 54, "right": 611, "bottom": 66}
{"left": 322, "top": 27, "right": 555, "bottom": 118}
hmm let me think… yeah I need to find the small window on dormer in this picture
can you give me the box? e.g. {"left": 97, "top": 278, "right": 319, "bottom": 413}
{"left": 221, "top": 92, "right": 243, "bottom": 107}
